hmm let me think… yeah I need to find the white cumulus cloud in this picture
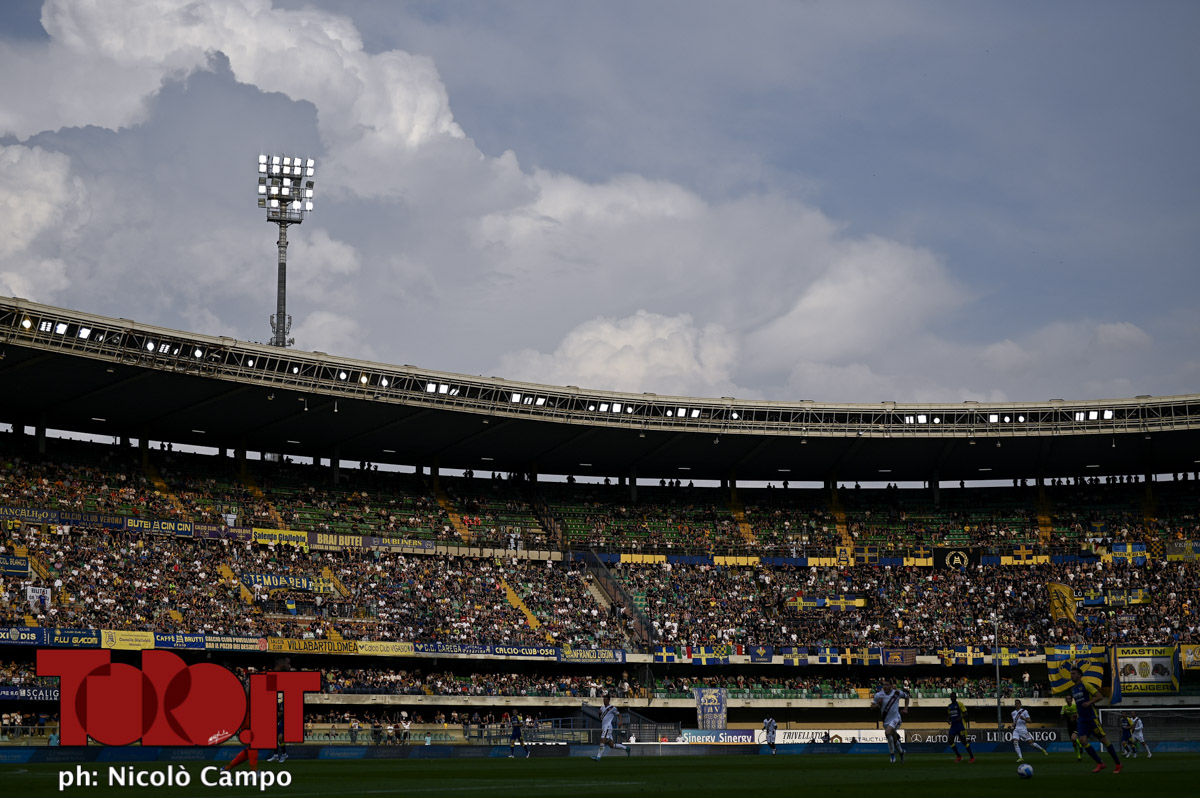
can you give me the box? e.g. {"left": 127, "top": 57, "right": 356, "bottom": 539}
{"left": 496, "top": 310, "right": 753, "bottom": 398}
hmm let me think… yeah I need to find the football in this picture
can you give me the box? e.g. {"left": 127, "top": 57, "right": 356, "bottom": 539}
{"left": 1017, "top": 764, "right": 1034, "bottom": 779}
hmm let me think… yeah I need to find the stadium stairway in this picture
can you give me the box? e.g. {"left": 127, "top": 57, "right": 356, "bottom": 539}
{"left": 830, "top": 489, "right": 852, "bottom": 546}
{"left": 25, "top": 552, "right": 50, "bottom": 581}
{"left": 727, "top": 488, "right": 757, "bottom": 546}
{"left": 499, "top": 576, "right": 555, "bottom": 645}
{"left": 23, "top": 614, "right": 37, "bottom": 626}
{"left": 240, "top": 474, "right": 288, "bottom": 529}
{"left": 321, "top": 566, "right": 351, "bottom": 598}
{"left": 143, "top": 461, "right": 190, "bottom": 519}
{"left": 218, "top": 563, "right": 255, "bottom": 604}
{"left": 434, "top": 486, "right": 473, "bottom": 543}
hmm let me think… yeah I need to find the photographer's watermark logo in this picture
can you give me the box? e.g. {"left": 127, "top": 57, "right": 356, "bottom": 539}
{"left": 38, "top": 649, "right": 319, "bottom": 748}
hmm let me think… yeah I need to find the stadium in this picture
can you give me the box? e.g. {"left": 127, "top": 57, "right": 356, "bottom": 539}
{"left": 2, "top": 2, "right": 1199, "bottom": 796}
{"left": 1, "top": 295, "right": 1198, "bottom": 795}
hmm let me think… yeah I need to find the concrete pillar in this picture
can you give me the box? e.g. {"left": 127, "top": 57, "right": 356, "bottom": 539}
{"left": 431, "top": 460, "right": 440, "bottom": 491}
{"left": 139, "top": 436, "right": 149, "bottom": 468}
{"left": 236, "top": 446, "right": 247, "bottom": 478}
{"left": 628, "top": 468, "right": 637, "bottom": 502}
{"left": 332, "top": 447, "right": 341, "bottom": 483}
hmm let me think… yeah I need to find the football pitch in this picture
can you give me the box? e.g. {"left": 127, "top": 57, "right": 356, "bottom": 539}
{"left": 5, "top": 753, "right": 1194, "bottom": 797}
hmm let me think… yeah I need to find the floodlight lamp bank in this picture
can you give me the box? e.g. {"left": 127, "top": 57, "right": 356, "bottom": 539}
{"left": 256, "top": 154, "right": 316, "bottom": 215}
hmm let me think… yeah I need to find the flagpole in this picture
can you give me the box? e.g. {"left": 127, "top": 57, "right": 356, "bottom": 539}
{"left": 993, "top": 614, "right": 1002, "bottom": 728}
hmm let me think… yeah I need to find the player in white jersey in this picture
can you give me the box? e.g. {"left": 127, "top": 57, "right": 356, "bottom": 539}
{"left": 870, "top": 678, "right": 909, "bottom": 763}
{"left": 591, "top": 694, "right": 629, "bottom": 760}
{"left": 1010, "top": 700, "right": 1048, "bottom": 761}
{"left": 763, "top": 716, "right": 778, "bottom": 755}
{"left": 1130, "top": 713, "right": 1151, "bottom": 758}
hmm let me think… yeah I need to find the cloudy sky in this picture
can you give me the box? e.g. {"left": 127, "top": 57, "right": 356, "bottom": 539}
{"left": 1, "top": 0, "right": 1197, "bottom": 404}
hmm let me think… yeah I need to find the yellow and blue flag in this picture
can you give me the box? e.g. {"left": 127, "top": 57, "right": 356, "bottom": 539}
{"left": 1046, "top": 582, "right": 1077, "bottom": 623}
{"left": 1045, "top": 645, "right": 1107, "bottom": 695}
{"left": 653, "top": 646, "right": 677, "bottom": 663}
{"left": 690, "top": 646, "right": 730, "bottom": 665}
{"left": 780, "top": 646, "right": 808, "bottom": 666}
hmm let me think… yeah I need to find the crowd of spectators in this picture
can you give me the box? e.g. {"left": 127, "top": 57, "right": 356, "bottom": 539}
{"left": 0, "top": 659, "right": 1039, "bottom": 701}
{"left": 617, "top": 558, "right": 1200, "bottom": 652}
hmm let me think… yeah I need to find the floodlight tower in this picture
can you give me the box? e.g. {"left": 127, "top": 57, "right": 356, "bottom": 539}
{"left": 256, "top": 153, "right": 316, "bottom": 347}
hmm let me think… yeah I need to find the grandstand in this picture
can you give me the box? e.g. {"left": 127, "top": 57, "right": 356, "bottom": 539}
{"left": 1, "top": 295, "right": 1199, "bottom": 758}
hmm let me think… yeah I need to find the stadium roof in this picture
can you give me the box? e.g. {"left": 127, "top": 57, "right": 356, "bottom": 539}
{"left": 2, "top": 296, "right": 1199, "bottom": 483}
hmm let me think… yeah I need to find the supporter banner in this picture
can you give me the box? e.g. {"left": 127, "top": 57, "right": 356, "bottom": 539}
{"left": 993, "top": 647, "right": 1022, "bottom": 666}
{"left": 0, "top": 555, "right": 29, "bottom": 575}
{"left": 780, "top": 646, "right": 808, "bottom": 666}
{"left": 26, "top": 586, "right": 50, "bottom": 611}
{"left": 267, "top": 637, "right": 358, "bottom": 655}
{"left": 653, "top": 646, "right": 678, "bottom": 663}
{"left": 749, "top": 645, "right": 774, "bottom": 663}
{"left": 0, "top": 506, "right": 57, "bottom": 524}
{"left": 1046, "top": 582, "right": 1078, "bottom": 623}
{"left": 193, "top": 525, "right": 253, "bottom": 542}
{"left": 882, "top": 648, "right": 918, "bottom": 666}
{"left": 1111, "top": 543, "right": 1147, "bottom": 565}
{"left": 1105, "top": 589, "right": 1150, "bottom": 607}
{"left": 835, "top": 546, "right": 853, "bottom": 567}
{"left": 46, "top": 628, "right": 101, "bottom": 648}
{"left": 204, "top": 635, "right": 268, "bottom": 652}
{"left": 1182, "top": 645, "right": 1200, "bottom": 671}
{"left": 939, "top": 646, "right": 984, "bottom": 666}
{"left": 1079, "top": 587, "right": 1105, "bottom": 606}
{"left": 815, "top": 646, "right": 841, "bottom": 665}
{"left": 241, "top": 573, "right": 335, "bottom": 593}
{"left": 0, "top": 686, "right": 59, "bottom": 701}
{"left": 125, "top": 517, "right": 193, "bottom": 536}
{"left": 1045, "top": 645, "right": 1106, "bottom": 695}
{"left": 1165, "top": 540, "right": 1200, "bottom": 561}
{"left": 855, "top": 546, "right": 879, "bottom": 565}
{"left": 153, "top": 632, "right": 206, "bottom": 650}
{"left": 58, "top": 510, "right": 125, "bottom": 529}
{"left": 933, "top": 547, "right": 979, "bottom": 570}
{"left": 786, "top": 595, "right": 867, "bottom": 611}
{"left": 1115, "top": 646, "right": 1179, "bottom": 694}
{"left": 414, "top": 643, "right": 493, "bottom": 656}
{"left": 252, "top": 528, "right": 309, "bottom": 550}
{"left": 360, "top": 536, "right": 436, "bottom": 553}
{"left": 493, "top": 644, "right": 557, "bottom": 659}
{"left": 693, "top": 688, "right": 727, "bottom": 731}
{"left": 681, "top": 728, "right": 753, "bottom": 744}
{"left": 101, "top": 629, "right": 155, "bottom": 650}
{"left": 355, "top": 641, "right": 416, "bottom": 657}
{"left": 0, "top": 627, "right": 46, "bottom": 645}
{"left": 307, "top": 531, "right": 436, "bottom": 553}
{"left": 559, "top": 647, "right": 625, "bottom": 664}
{"left": 689, "top": 646, "right": 730, "bottom": 665}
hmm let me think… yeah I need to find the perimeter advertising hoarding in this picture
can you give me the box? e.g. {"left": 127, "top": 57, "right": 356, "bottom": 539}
{"left": 755, "top": 729, "right": 897, "bottom": 744}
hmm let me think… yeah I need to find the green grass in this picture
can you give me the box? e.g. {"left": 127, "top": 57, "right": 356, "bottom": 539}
{"left": 5, "top": 753, "right": 1194, "bottom": 797}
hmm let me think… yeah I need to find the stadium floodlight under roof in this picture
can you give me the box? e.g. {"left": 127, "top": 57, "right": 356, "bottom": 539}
{"left": 257, "top": 153, "right": 317, "bottom": 347}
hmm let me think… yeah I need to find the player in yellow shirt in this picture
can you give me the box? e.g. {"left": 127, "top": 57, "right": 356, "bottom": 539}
{"left": 1060, "top": 694, "right": 1082, "bottom": 760}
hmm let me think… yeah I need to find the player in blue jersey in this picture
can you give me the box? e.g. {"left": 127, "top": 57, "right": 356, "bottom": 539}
{"left": 266, "top": 717, "right": 289, "bottom": 763}
{"left": 508, "top": 713, "right": 531, "bottom": 758}
{"left": 1070, "top": 666, "right": 1121, "bottom": 774}
{"left": 1119, "top": 713, "right": 1134, "bottom": 758}
{"left": 946, "top": 693, "right": 974, "bottom": 763}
